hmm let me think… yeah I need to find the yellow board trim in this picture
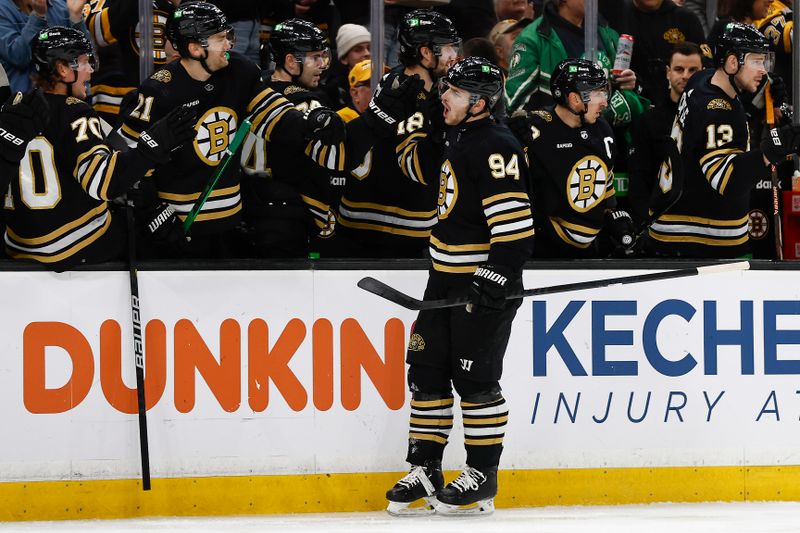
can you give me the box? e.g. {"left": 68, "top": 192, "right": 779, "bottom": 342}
{"left": 3, "top": 466, "right": 800, "bottom": 521}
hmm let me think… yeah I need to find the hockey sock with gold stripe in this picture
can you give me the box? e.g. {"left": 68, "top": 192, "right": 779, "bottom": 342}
{"left": 462, "top": 393, "right": 508, "bottom": 467}
{"left": 406, "top": 394, "right": 454, "bottom": 465}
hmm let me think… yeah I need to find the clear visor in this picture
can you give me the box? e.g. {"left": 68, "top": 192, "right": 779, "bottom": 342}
{"left": 433, "top": 40, "right": 463, "bottom": 60}
{"left": 744, "top": 52, "right": 774, "bottom": 72}
{"left": 439, "top": 80, "right": 473, "bottom": 106}
{"left": 68, "top": 54, "right": 96, "bottom": 72}
{"left": 583, "top": 88, "right": 609, "bottom": 104}
{"left": 299, "top": 48, "right": 331, "bottom": 70}
{"left": 205, "top": 28, "right": 236, "bottom": 52}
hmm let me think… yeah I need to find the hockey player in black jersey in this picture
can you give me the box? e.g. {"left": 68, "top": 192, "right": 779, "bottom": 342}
{"left": 509, "top": 58, "right": 635, "bottom": 258}
{"left": 385, "top": 57, "right": 533, "bottom": 516}
{"left": 2, "top": 26, "right": 196, "bottom": 270}
{"left": 118, "top": 1, "right": 346, "bottom": 258}
{"left": 87, "top": 0, "right": 181, "bottom": 121}
{"left": 239, "top": 18, "right": 337, "bottom": 257}
{"left": 649, "top": 22, "right": 800, "bottom": 258}
{"left": 330, "top": 9, "right": 460, "bottom": 258}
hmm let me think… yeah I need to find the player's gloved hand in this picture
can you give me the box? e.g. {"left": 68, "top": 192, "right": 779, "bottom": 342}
{"left": 136, "top": 102, "right": 198, "bottom": 165}
{"left": 606, "top": 209, "right": 635, "bottom": 249}
{"left": 468, "top": 263, "right": 513, "bottom": 314}
{"left": 506, "top": 110, "right": 535, "bottom": 146}
{"left": 760, "top": 124, "right": 800, "bottom": 165}
{"left": 303, "top": 107, "right": 346, "bottom": 145}
{"left": 768, "top": 75, "right": 787, "bottom": 108}
{"left": 140, "top": 201, "right": 189, "bottom": 247}
{"left": 0, "top": 89, "right": 49, "bottom": 164}
{"left": 363, "top": 72, "right": 424, "bottom": 133}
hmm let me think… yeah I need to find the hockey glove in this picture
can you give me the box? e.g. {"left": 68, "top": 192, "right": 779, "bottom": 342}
{"left": 0, "top": 89, "right": 48, "bottom": 164}
{"left": 606, "top": 209, "right": 635, "bottom": 249}
{"left": 303, "top": 107, "right": 346, "bottom": 146}
{"left": 136, "top": 102, "right": 198, "bottom": 165}
{"left": 768, "top": 75, "right": 787, "bottom": 109}
{"left": 141, "top": 201, "right": 189, "bottom": 248}
{"left": 506, "top": 110, "right": 535, "bottom": 146}
{"left": 468, "top": 263, "right": 514, "bottom": 314}
{"left": 362, "top": 72, "right": 424, "bottom": 135}
{"left": 760, "top": 124, "right": 800, "bottom": 165}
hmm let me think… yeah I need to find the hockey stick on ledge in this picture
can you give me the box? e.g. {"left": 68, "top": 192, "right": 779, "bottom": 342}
{"left": 358, "top": 261, "right": 751, "bottom": 311}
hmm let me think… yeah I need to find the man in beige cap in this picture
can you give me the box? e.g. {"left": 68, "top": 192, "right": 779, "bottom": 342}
{"left": 488, "top": 18, "right": 531, "bottom": 72}
{"left": 336, "top": 23, "right": 372, "bottom": 70}
{"left": 325, "top": 23, "right": 373, "bottom": 109}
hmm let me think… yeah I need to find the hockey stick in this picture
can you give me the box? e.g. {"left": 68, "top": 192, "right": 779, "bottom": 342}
{"left": 182, "top": 117, "right": 252, "bottom": 235}
{"left": 765, "top": 84, "right": 784, "bottom": 260}
{"left": 125, "top": 203, "right": 151, "bottom": 491}
{"left": 358, "top": 261, "right": 750, "bottom": 311}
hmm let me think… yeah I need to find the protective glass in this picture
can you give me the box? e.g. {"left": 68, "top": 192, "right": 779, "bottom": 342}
{"left": 302, "top": 48, "right": 331, "bottom": 70}
{"left": 744, "top": 52, "right": 774, "bottom": 72}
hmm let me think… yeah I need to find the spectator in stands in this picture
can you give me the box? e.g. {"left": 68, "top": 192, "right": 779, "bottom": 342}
{"left": 0, "top": 0, "right": 91, "bottom": 93}
{"left": 628, "top": 42, "right": 703, "bottom": 227}
{"left": 326, "top": 23, "right": 371, "bottom": 109}
{"left": 504, "top": 0, "right": 648, "bottom": 132}
{"left": 488, "top": 17, "right": 531, "bottom": 72}
{"left": 337, "top": 59, "right": 380, "bottom": 123}
{"left": 602, "top": 0, "right": 710, "bottom": 108}
{"left": 495, "top": 0, "right": 535, "bottom": 20}
{"left": 438, "top": 0, "right": 496, "bottom": 42}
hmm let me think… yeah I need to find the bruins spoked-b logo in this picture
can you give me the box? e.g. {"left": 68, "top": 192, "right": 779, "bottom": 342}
{"left": 567, "top": 156, "right": 609, "bottom": 212}
{"left": 437, "top": 160, "right": 458, "bottom": 219}
{"left": 194, "top": 107, "right": 238, "bottom": 166}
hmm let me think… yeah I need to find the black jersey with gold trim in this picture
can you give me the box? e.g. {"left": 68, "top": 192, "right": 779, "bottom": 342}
{"left": 650, "top": 69, "right": 769, "bottom": 257}
{"left": 524, "top": 108, "right": 617, "bottom": 254}
{"left": 3, "top": 94, "right": 151, "bottom": 269}
{"left": 430, "top": 118, "right": 534, "bottom": 274}
{"left": 332, "top": 84, "right": 441, "bottom": 257}
{"left": 87, "top": 0, "right": 175, "bottom": 117}
{"left": 755, "top": 1, "right": 793, "bottom": 95}
{"left": 241, "top": 80, "right": 336, "bottom": 236}
{"left": 119, "top": 53, "right": 298, "bottom": 237}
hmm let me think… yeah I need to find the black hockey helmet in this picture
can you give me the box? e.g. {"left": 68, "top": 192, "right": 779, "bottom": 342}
{"left": 442, "top": 56, "right": 504, "bottom": 110}
{"left": 398, "top": 9, "right": 460, "bottom": 66}
{"left": 271, "top": 18, "right": 329, "bottom": 68}
{"left": 713, "top": 21, "right": 771, "bottom": 67}
{"left": 31, "top": 26, "right": 94, "bottom": 79}
{"left": 167, "top": 0, "right": 232, "bottom": 57}
{"left": 551, "top": 58, "right": 609, "bottom": 107}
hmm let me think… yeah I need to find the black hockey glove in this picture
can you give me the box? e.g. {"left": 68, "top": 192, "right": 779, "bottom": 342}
{"left": 760, "top": 124, "right": 800, "bottom": 165}
{"left": 303, "top": 107, "right": 346, "bottom": 145}
{"left": 468, "top": 263, "right": 514, "bottom": 314}
{"left": 768, "top": 75, "right": 787, "bottom": 109}
{"left": 606, "top": 209, "right": 635, "bottom": 249}
{"left": 362, "top": 72, "right": 424, "bottom": 135}
{"left": 137, "top": 102, "right": 198, "bottom": 165}
{"left": 0, "top": 89, "right": 48, "bottom": 164}
{"left": 506, "top": 110, "right": 534, "bottom": 146}
{"left": 141, "top": 201, "right": 189, "bottom": 247}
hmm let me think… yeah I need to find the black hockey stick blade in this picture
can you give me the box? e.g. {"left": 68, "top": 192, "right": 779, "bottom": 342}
{"left": 357, "top": 261, "right": 750, "bottom": 311}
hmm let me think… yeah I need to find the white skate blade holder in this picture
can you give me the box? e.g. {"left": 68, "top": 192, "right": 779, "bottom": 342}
{"left": 386, "top": 496, "right": 438, "bottom": 516}
{"left": 434, "top": 497, "right": 495, "bottom": 516}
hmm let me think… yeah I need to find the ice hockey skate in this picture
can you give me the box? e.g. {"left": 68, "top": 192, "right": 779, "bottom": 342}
{"left": 434, "top": 465, "right": 497, "bottom": 515}
{"left": 385, "top": 460, "right": 444, "bottom": 516}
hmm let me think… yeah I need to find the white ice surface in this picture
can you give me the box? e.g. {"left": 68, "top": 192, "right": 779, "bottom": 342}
{"left": 1, "top": 502, "right": 800, "bottom": 533}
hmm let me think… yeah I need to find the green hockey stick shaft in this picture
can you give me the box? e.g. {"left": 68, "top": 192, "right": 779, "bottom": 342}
{"left": 183, "top": 118, "right": 252, "bottom": 234}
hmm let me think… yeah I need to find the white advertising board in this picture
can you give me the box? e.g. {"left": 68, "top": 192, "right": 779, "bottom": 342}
{"left": 2, "top": 267, "right": 799, "bottom": 482}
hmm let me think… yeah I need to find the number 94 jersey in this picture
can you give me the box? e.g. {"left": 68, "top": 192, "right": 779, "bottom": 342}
{"left": 524, "top": 108, "right": 617, "bottom": 254}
